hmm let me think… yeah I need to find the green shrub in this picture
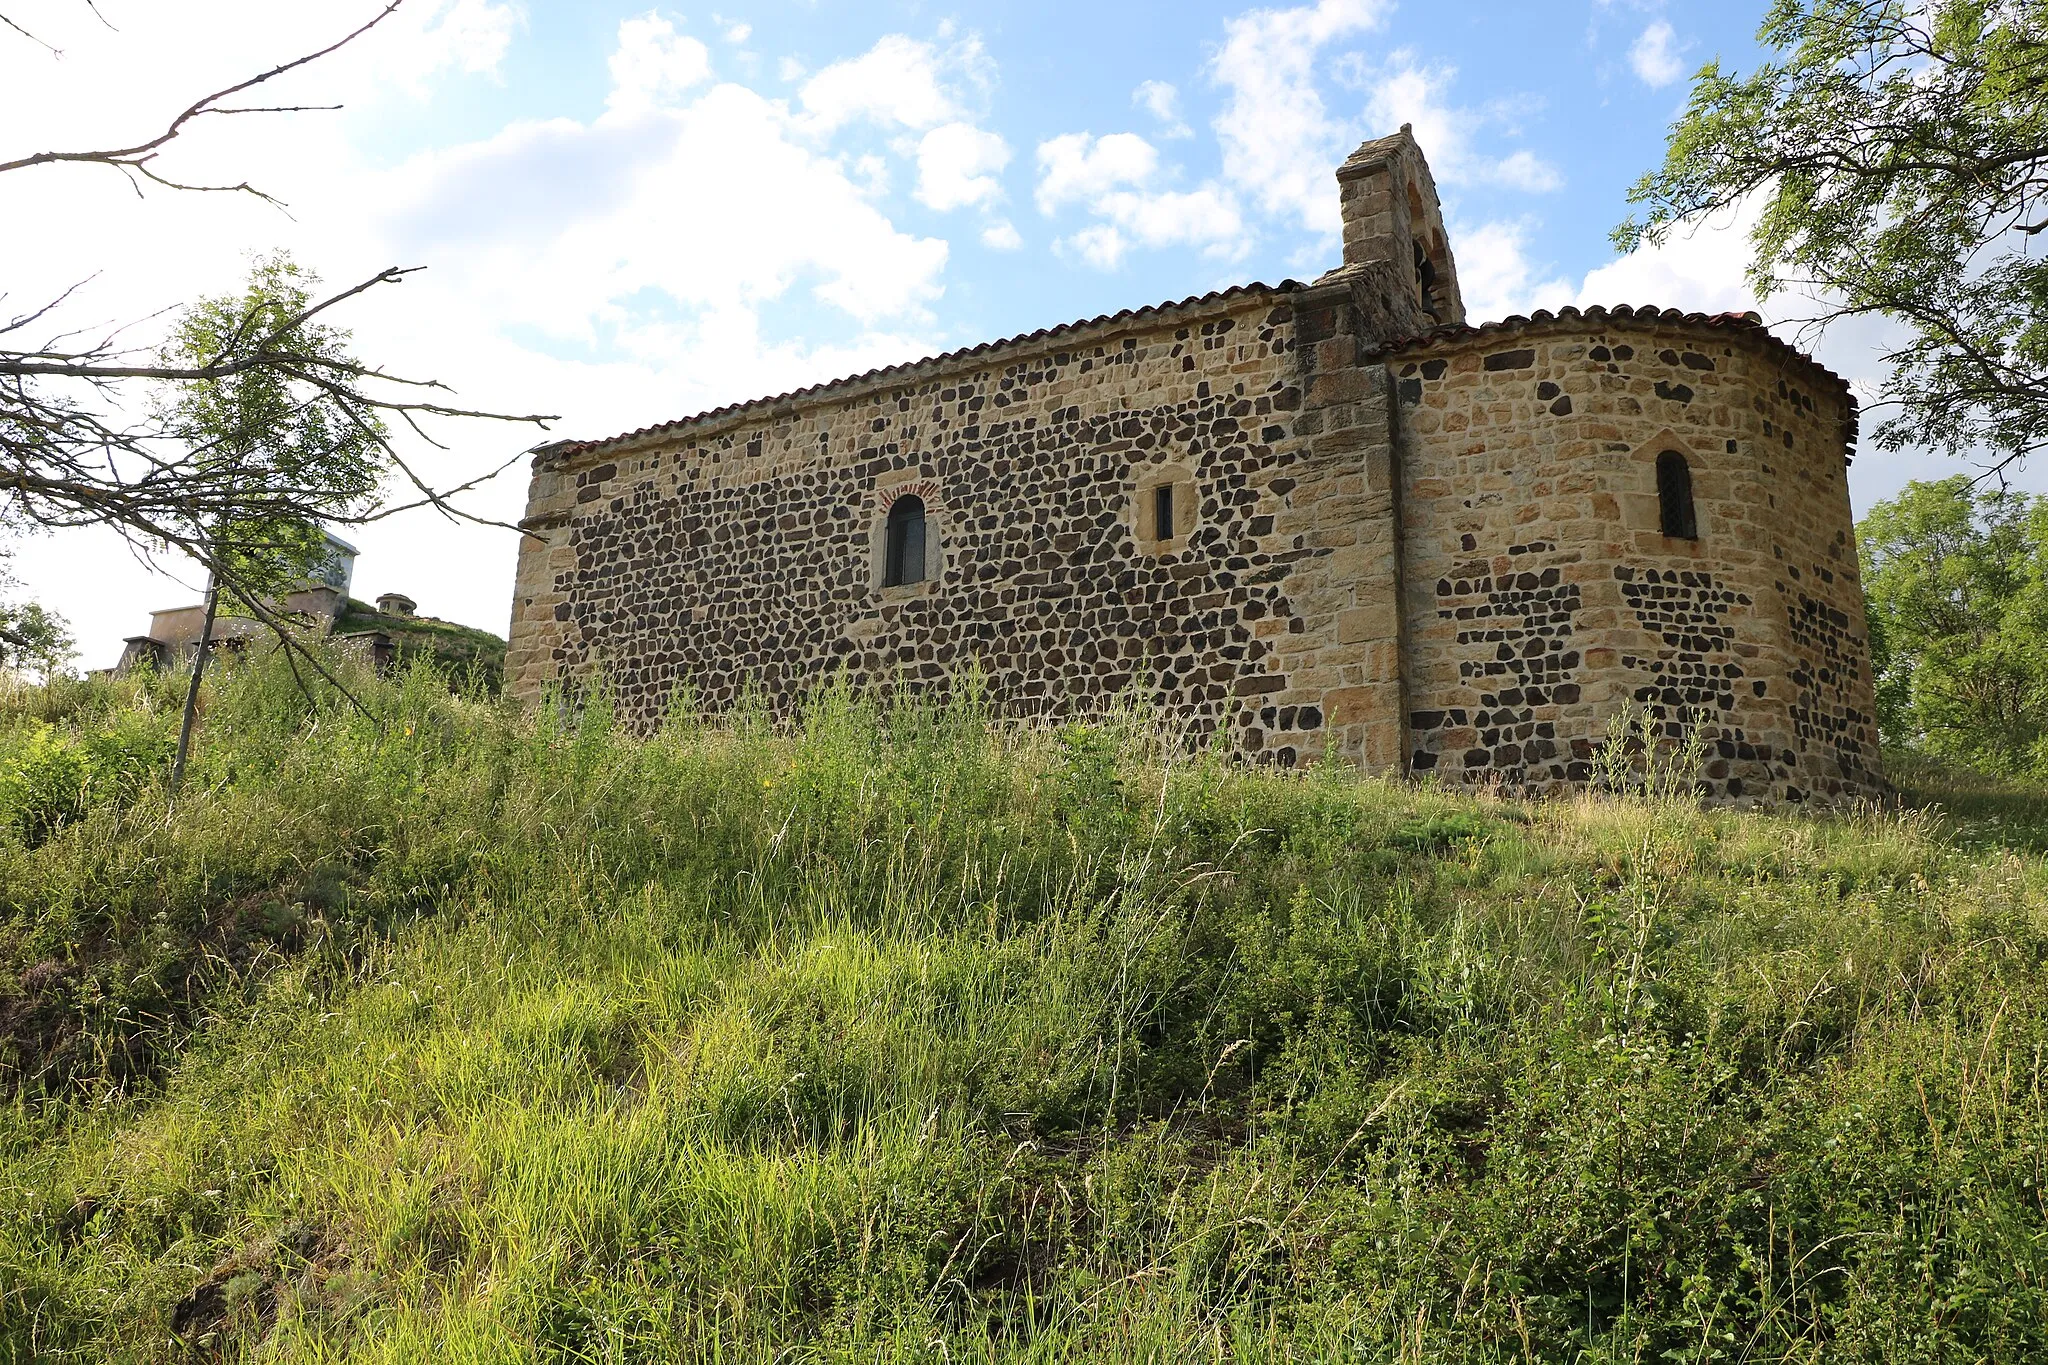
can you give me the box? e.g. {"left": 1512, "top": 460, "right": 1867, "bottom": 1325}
{"left": 0, "top": 709, "right": 171, "bottom": 846}
{"left": 0, "top": 721, "right": 91, "bottom": 845}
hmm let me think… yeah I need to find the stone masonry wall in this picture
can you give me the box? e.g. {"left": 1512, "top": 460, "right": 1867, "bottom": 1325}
{"left": 1390, "top": 308, "right": 1883, "bottom": 805}
{"left": 509, "top": 274, "right": 1419, "bottom": 768}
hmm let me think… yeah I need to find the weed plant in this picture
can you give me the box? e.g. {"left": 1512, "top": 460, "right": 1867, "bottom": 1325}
{"left": 1, "top": 652, "right": 2046, "bottom": 1361}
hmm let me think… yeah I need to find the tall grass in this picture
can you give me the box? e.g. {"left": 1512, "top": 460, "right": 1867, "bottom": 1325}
{"left": 2, "top": 652, "right": 2046, "bottom": 1360}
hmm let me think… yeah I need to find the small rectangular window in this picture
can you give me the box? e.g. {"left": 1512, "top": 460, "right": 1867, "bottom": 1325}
{"left": 1154, "top": 484, "right": 1176, "bottom": 541}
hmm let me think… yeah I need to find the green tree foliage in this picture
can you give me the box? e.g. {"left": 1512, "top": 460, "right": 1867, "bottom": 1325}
{"left": 1619, "top": 1, "right": 2048, "bottom": 466}
{"left": 1860, "top": 475, "right": 2048, "bottom": 771}
{"left": 0, "top": 557, "right": 73, "bottom": 680}
{"left": 153, "top": 252, "right": 385, "bottom": 602}
{"left": 0, "top": 598, "right": 73, "bottom": 680}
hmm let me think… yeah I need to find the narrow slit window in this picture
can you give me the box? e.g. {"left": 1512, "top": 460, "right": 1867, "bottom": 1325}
{"left": 1657, "top": 450, "right": 1697, "bottom": 539}
{"left": 884, "top": 495, "right": 927, "bottom": 587}
{"left": 1413, "top": 240, "right": 1440, "bottom": 318}
{"left": 1153, "top": 484, "right": 1176, "bottom": 542}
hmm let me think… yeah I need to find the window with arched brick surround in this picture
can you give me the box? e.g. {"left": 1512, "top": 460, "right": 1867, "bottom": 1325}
{"left": 883, "top": 495, "right": 927, "bottom": 587}
{"left": 871, "top": 479, "right": 943, "bottom": 597}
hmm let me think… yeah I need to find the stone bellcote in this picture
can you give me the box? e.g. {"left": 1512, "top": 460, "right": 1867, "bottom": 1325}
{"left": 1335, "top": 125, "right": 1465, "bottom": 329}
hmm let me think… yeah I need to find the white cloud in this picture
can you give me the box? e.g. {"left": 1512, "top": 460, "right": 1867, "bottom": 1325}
{"left": 1575, "top": 205, "right": 1759, "bottom": 315}
{"left": 723, "top": 21, "right": 752, "bottom": 44}
{"left": 1133, "top": 80, "right": 1191, "bottom": 138}
{"left": 390, "top": 0, "right": 520, "bottom": 88}
{"left": 852, "top": 153, "right": 890, "bottom": 198}
{"left": 915, "top": 122, "right": 1011, "bottom": 211}
{"left": 1453, "top": 218, "right": 1574, "bottom": 320}
{"left": 606, "top": 13, "right": 712, "bottom": 114}
{"left": 383, "top": 82, "right": 951, "bottom": 328}
{"left": 1035, "top": 132, "right": 1159, "bottom": 214}
{"left": 0, "top": 1, "right": 521, "bottom": 150}
{"left": 799, "top": 34, "right": 959, "bottom": 131}
{"left": 1091, "top": 186, "right": 1247, "bottom": 259}
{"left": 1494, "top": 149, "right": 1563, "bottom": 194}
{"left": 2, "top": 5, "right": 974, "bottom": 666}
{"left": 1036, "top": 129, "right": 1243, "bottom": 266}
{"left": 981, "top": 220, "right": 1023, "bottom": 250}
{"left": 1209, "top": 0, "right": 1390, "bottom": 234}
{"left": 1061, "top": 224, "right": 1130, "bottom": 270}
{"left": 1630, "top": 21, "right": 1686, "bottom": 88}
{"left": 1363, "top": 54, "right": 1563, "bottom": 194}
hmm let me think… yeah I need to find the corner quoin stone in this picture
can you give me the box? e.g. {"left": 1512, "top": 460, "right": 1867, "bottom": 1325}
{"left": 507, "top": 124, "right": 1882, "bottom": 808}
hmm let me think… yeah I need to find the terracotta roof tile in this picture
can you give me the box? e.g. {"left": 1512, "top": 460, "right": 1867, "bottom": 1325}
{"left": 545, "top": 280, "right": 1306, "bottom": 462}
{"left": 1379, "top": 303, "right": 1860, "bottom": 454}
{"left": 540, "top": 296, "right": 1860, "bottom": 467}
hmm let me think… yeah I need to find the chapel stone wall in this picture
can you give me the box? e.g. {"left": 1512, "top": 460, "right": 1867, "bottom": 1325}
{"left": 1390, "top": 309, "right": 1883, "bottom": 805}
{"left": 509, "top": 271, "right": 1421, "bottom": 768}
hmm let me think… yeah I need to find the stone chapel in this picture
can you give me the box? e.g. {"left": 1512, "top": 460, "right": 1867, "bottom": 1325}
{"left": 507, "top": 127, "right": 1883, "bottom": 805}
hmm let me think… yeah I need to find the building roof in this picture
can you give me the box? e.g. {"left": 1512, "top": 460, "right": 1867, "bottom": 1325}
{"left": 1379, "top": 302, "right": 1860, "bottom": 452}
{"left": 1383, "top": 302, "right": 1810, "bottom": 365}
{"left": 541, "top": 295, "right": 1860, "bottom": 467}
{"left": 541, "top": 280, "right": 1307, "bottom": 463}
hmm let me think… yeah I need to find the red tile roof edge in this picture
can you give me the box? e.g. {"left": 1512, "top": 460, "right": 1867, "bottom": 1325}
{"left": 538, "top": 297, "right": 1859, "bottom": 467}
{"left": 1378, "top": 303, "right": 1860, "bottom": 450}
{"left": 1376, "top": 309, "right": 1859, "bottom": 411}
{"left": 541, "top": 280, "right": 1309, "bottom": 463}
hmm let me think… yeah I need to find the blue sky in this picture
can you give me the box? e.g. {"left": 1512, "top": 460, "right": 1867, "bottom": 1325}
{"left": 367, "top": 0, "right": 1767, "bottom": 340}
{"left": 343, "top": 0, "right": 1776, "bottom": 368}
{"left": 0, "top": 0, "right": 1970, "bottom": 666}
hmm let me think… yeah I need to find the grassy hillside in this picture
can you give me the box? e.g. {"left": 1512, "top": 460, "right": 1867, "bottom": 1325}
{"left": 3, "top": 658, "right": 2047, "bottom": 1361}
{"left": 332, "top": 599, "right": 506, "bottom": 689}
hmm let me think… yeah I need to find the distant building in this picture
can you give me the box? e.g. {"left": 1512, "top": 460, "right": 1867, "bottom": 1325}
{"left": 109, "top": 533, "right": 397, "bottom": 676}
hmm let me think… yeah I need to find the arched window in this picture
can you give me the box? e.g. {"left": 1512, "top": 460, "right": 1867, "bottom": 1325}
{"left": 1657, "top": 450, "right": 1697, "bottom": 539}
{"left": 883, "top": 494, "right": 927, "bottom": 587}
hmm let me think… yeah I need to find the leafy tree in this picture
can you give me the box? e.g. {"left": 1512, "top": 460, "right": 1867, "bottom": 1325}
{"left": 1619, "top": 1, "right": 2048, "bottom": 468}
{"left": 1860, "top": 476, "right": 2048, "bottom": 772}
{"left": 0, "top": 2, "right": 552, "bottom": 665}
{"left": 0, "top": 591, "right": 73, "bottom": 681}
{"left": 154, "top": 252, "right": 386, "bottom": 604}
{"left": 151, "top": 252, "right": 392, "bottom": 784}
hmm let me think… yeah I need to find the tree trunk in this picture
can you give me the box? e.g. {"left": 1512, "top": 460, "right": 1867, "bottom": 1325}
{"left": 170, "top": 568, "right": 220, "bottom": 795}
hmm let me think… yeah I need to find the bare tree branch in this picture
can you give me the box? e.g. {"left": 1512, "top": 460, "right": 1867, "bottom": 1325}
{"left": 0, "top": 11, "right": 58, "bottom": 57}
{"left": 0, "top": 1, "right": 405, "bottom": 205}
{"left": 1, "top": 1, "right": 564, "bottom": 704}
